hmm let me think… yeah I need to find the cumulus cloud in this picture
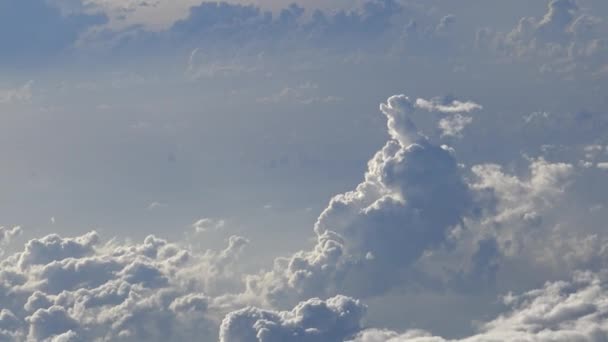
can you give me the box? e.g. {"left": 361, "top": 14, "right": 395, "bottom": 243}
{"left": 0, "top": 231, "right": 250, "bottom": 341}
{"left": 477, "top": 0, "right": 608, "bottom": 76}
{"left": 231, "top": 91, "right": 600, "bottom": 314}
{"left": 87, "top": 0, "right": 402, "bottom": 56}
{"left": 221, "top": 270, "right": 608, "bottom": 342}
{"left": 220, "top": 295, "right": 365, "bottom": 342}
{"left": 351, "top": 271, "right": 608, "bottom": 341}
{"left": 237, "top": 94, "right": 494, "bottom": 306}
{"left": 396, "top": 12, "right": 460, "bottom": 58}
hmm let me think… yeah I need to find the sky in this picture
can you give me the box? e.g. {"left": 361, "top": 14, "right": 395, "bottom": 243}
{"left": 1, "top": 0, "right": 608, "bottom": 341}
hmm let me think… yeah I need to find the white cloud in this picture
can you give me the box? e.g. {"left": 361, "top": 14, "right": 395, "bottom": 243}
{"left": 0, "top": 81, "right": 33, "bottom": 104}
{"left": 0, "top": 226, "right": 21, "bottom": 246}
{"left": 0, "top": 231, "right": 250, "bottom": 341}
{"left": 147, "top": 202, "right": 167, "bottom": 211}
{"left": 415, "top": 98, "right": 482, "bottom": 114}
{"left": 351, "top": 271, "right": 608, "bottom": 341}
{"left": 477, "top": 0, "right": 608, "bottom": 77}
{"left": 193, "top": 218, "right": 226, "bottom": 233}
{"left": 220, "top": 295, "right": 366, "bottom": 342}
{"left": 221, "top": 270, "right": 608, "bottom": 342}
{"left": 438, "top": 114, "right": 473, "bottom": 138}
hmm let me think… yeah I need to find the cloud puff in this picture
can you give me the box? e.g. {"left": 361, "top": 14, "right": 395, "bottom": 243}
{"left": 351, "top": 270, "right": 608, "bottom": 341}
{"left": 193, "top": 218, "right": 226, "bottom": 233}
{"left": 0, "top": 226, "right": 21, "bottom": 245}
{"left": 0, "top": 82, "right": 33, "bottom": 104}
{"left": 0, "top": 231, "right": 250, "bottom": 341}
{"left": 222, "top": 270, "right": 608, "bottom": 342}
{"left": 414, "top": 98, "right": 482, "bottom": 114}
{"left": 477, "top": 0, "right": 608, "bottom": 77}
{"left": 219, "top": 295, "right": 365, "bottom": 342}
{"left": 395, "top": 12, "right": 460, "bottom": 59}
{"left": 438, "top": 114, "right": 473, "bottom": 138}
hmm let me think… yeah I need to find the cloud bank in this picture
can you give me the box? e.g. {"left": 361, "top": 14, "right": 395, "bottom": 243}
{"left": 1, "top": 89, "right": 608, "bottom": 341}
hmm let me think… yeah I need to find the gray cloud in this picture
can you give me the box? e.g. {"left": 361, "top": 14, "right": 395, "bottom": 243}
{"left": 352, "top": 271, "right": 608, "bottom": 341}
{"left": 438, "top": 114, "right": 473, "bottom": 138}
{"left": 237, "top": 94, "right": 492, "bottom": 306}
{"left": 220, "top": 295, "right": 366, "bottom": 342}
{"left": 0, "top": 226, "right": 21, "bottom": 247}
{"left": 477, "top": 0, "right": 608, "bottom": 77}
{"left": 0, "top": 82, "right": 33, "bottom": 104}
{"left": 0, "top": 231, "right": 250, "bottom": 341}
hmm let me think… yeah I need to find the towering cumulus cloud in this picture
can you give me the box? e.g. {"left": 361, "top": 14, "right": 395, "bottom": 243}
{"left": 238, "top": 94, "right": 479, "bottom": 308}
{"left": 0, "top": 230, "right": 253, "bottom": 340}
{"left": 231, "top": 92, "right": 594, "bottom": 313}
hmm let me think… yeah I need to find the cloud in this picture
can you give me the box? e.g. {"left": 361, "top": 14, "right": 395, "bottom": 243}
{"left": 351, "top": 270, "right": 608, "bottom": 341}
{"left": 233, "top": 90, "right": 599, "bottom": 313}
{"left": 0, "top": 231, "right": 250, "bottom": 341}
{"left": 170, "top": 0, "right": 401, "bottom": 43}
{"left": 0, "top": 81, "right": 33, "bottom": 104}
{"left": 193, "top": 218, "right": 226, "bottom": 233}
{"left": 477, "top": 0, "right": 608, "bottom": 77}
{"left": 219, "top": 295, "right": 366, "bottom": 342}
{"left": 147, "top": 202, "right": 167, "bottom": 211}
{"left": 221, "top": 270, "right": 608, "bottom": 342}
{"left": 438, "top": 114, "right": 473, "bottom": 138}
{"left": 414, "top": 98, "right": 482, "bottom": 114}
{"left": 395, "top": 11, "right": 460, "bottom": 59}
{"left": 0, "top": 226, "right": 22, "bottom": 245}
{"left": 86, "top": 0, "right": 402, "bottom": 56}
{"left": 239, "top": 94, "right": 486, "bottom": 305}
{"left": 16, "top": 231, "right": 99, "bottom": 269}
{"left": 26, "top": 306, "right": 80, "bottom": 341}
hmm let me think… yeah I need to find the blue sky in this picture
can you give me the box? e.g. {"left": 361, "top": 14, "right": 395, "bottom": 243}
{"left": 1, "top": 0, "right": 608, "bottom": 341}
